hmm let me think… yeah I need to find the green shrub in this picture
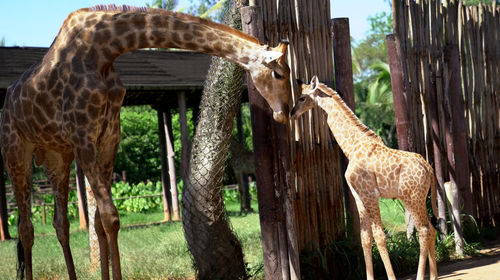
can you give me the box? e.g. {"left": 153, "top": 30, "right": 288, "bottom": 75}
{"left": 111, "top": 181, "right": 163, "bottom": 213}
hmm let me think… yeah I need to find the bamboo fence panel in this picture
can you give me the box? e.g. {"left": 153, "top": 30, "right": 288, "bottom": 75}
{"left": 393, "top": 0, "right": 500, "bottom": 226}
{"left": 259, "top": 0, "right": 345, "bottom": 257}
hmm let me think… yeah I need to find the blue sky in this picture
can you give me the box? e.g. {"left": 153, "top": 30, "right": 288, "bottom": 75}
{"left": 0, "top": 0, "right": 390, "bottom": 47}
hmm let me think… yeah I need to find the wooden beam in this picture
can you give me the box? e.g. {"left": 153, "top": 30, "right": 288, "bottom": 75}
{"left": 387, "top": 33, "right": 416, "bottom": 238}
{"left": 387, "top": 34, "right": 415, "bottom": 152}
{"left": 445, "top": 44, "right": 473, "bottom": 216}
{"left": 0, "top": 150, "right": 11, "bottom": 241}
{"left": 177, "top": 92, "right": 191, "bottom": 187}
{"left": 332, "top": 17, "right": 360, "bottom": 247}
{"left": 241, "top": 5, "right": 283, "bottom": 280}
{"left": 157, "top": 109, "right": 172, "bottom": 221}
{"left": 443, "top": 47, "right": 464, "bottom": 255}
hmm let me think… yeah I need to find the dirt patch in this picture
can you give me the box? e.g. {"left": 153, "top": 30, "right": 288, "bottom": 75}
{"left": 400, "top": 241, "right": 500, "bottom": 280}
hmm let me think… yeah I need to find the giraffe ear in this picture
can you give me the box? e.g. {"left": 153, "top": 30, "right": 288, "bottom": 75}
{"left": 263, "top": 50, "right": 284, "bottom": 64}
{"left": 310, "top": 75, "right": 320, "bottom": 90}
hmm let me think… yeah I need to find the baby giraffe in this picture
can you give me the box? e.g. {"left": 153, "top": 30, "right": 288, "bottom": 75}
{"left": 291, "top": 76, "right": 440, "bottom": 280}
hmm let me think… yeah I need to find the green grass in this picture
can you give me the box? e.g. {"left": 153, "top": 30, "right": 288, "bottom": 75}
{"left": 379, "top": 198, "right": 406, "bottom": 233}
{"left": 0, "top": 197, "right": 412, "bottom": 279}
{"left": 0, "top": 200, "right": 263, "bottom": 279}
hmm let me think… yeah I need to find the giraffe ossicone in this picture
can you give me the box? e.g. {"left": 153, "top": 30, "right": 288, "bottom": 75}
{"left": 291, "top": 75, "right": 440, "bottom": 280}
{"left": 0, "top": 5, "right": 292, "bottom": 280}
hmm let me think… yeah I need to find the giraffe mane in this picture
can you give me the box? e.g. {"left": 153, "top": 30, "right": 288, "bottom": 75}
{"left": 316, "top": 83, "right": 382, "bottom": 141}
{"left": 73, "top": 5, "right": 261, "bottom": 45}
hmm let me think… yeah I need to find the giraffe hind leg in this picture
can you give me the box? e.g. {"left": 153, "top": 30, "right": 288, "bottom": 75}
{"left": 402, "top": 197, "right": 438, "bottom": 280}
{"left": 2, "top": 138, "right": 34, "bottom": 280}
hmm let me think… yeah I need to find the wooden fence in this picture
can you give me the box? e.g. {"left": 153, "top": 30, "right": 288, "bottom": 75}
{"left": 392, "top": 0, "right": 500, "bottom": 227}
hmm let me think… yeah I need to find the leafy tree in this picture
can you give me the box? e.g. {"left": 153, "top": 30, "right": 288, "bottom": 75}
{"left": 188, "top": 0, "right": 227, "bottom": 21}
{"left": 146, "top": 0, "right": 179, "bottom": 10}
{"left": 351, "top": 10, "right": 398, "bottom": 148}
{"left": 114, "top": 106, "right": 161, "bottom": 184}
{"left": 351, "top": 11, "right": 393, "bottom": 82}
{"left": 461, "top": 0, "right": 499, "bottom": 5}
{"left": 356, "top": 62, "right": 397, "bottom": 148}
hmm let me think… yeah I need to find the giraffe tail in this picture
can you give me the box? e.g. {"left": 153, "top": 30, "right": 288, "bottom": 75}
{"left": 428, "top": 165, "right": 444, "bottom": 232}
{"left": 429, "top": 167, "right": 439, "bottom": 220}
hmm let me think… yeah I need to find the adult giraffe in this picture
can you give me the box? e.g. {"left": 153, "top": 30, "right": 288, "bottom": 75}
{"left": 291, "top": 76, "right": 440, "bottom": 280}
{"left": 0, "top": 5, "right": 291, "bottom": 280}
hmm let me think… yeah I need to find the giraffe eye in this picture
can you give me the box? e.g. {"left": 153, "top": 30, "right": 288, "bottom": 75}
{"left": 298, "top": 96, "right": 306, "bottom": 102}
{"left": 272, "top": 70, "right": 284, "bottom": 80}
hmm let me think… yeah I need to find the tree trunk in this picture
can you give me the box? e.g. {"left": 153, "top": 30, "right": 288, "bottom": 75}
{"left": 181, "top": 1, "right": 247, "bottom": 279}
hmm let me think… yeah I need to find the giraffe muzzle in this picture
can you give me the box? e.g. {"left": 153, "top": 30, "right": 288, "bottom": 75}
{"left": 273, "top": 111, "right": 288, "bottom": 124}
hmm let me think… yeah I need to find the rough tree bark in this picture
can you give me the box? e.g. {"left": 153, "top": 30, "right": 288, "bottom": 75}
{"left": 181, "top": 1, "right": 247, "bottom": 279}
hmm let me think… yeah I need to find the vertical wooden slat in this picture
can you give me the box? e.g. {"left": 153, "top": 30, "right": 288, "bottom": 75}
{"left": 394, "top": 0, "right": 500, "bottom": 228}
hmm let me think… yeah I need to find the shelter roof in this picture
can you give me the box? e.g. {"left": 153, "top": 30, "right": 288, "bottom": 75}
{"left": 0, "top": 47, "right": 218, "bottom": 108}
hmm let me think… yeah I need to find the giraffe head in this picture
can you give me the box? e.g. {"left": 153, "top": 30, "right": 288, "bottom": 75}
{"left": 290, "top": 75, "right": 323, "bottom": 119}
{"left": 248, "top": 41, "right": 291, "bottom": 124}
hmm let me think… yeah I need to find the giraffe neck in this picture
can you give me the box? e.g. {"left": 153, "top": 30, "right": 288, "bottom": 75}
{"left": 52, "top": 6, "right": 265, "bottom": 73}
{"left": 315, "top": 84, "right": 382, "bottom": 160}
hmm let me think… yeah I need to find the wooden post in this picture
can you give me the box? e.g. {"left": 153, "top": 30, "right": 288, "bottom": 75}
{"left": 241, "top": 5, "right": 283, "bottom": 279}
{"left": 157, "top": 109, "right": 172, "bottom": 221}
{"left": 165, "top": 111, "right": 181, "bottom": 221}
{"left": 386, "top": 34, "right": 416, "bottom": 238}
{"left": 236, "top": 103, "right": 244, "bottom": 144}
{"left": 332, "top": 17, "right": 360, "bottom": 247}
{"left": 0, "top": 151, "right": 11, "bottom": 241}
{"left": 41, "top": 201, "right": 46, "bottom": 226}
{"left": 75, "top": 161, "right": 88, "bottom": 230}
{"left": 177, "top": 91, "right": 191, "bottom": 186}
{"left": 386, "top": 34, "right": 416, "bottom": 153}
{"left": 445, "top": 44, "right": 473, "bottom": 217}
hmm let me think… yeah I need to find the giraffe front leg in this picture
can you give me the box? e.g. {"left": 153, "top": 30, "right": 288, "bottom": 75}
{"left": 365, "top": 203, "right": 396, "bottom": 280}
{"left": 97, "top": 134, "right": 123, "bottom": 280}
{"left": 73, "top": 143, "right": 122, "bottom": 280}
{"left": 42, "top": 150, "right": 77, "bottom": 280}
{"left": 95, "top": 209, "right": 110, "bottom": 280}
{"left": 346, "top": 180, "right": 375, "bottom": 280}
{"left": 357, "top": 200, "right": 375, "bottom": 280}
